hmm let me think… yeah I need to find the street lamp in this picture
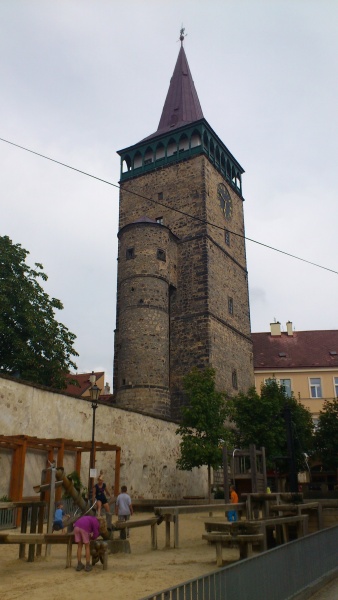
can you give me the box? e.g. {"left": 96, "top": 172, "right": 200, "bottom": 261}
{"left": 88, "top": 381, "right": 101, "bottom": 502}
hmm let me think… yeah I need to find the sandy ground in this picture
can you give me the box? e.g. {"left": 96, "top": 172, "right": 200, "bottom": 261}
{"left": 0, "top": 510, "right": 240, "bottom": 600}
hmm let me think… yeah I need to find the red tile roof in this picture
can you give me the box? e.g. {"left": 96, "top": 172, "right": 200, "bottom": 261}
{"left": 252, "top": 330, "right": 338, "bottom": 370}
{"left": 65, "top": 372, "right": 104, "bottom": 397}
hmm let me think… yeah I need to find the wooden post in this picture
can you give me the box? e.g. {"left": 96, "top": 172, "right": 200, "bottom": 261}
{"left": 151, "top": 522, "right": 157, "bottom": 550}
{"left": 28, "top": 504, "right": 38, "bottom": 562}
{"left": 56, "top": 442, "right": 65, "bottom": 501}
{"left": 174, "top": 510, "right": 179, "bottom": 548}
{"left": 19, "top": 505, "right": 28, "bottom": 559}
{"left": 165, "top": 515, "right": 171, "bottom": 548}
{"left": 114, "top": 448, "right": 121, "bottom": 496}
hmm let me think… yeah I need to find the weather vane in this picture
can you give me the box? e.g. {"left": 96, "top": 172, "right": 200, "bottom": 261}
{"left": 179, "top": 26, "right": 187, "bottom": 46}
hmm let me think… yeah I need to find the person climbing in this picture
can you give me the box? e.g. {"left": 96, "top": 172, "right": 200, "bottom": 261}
{"left": 93, "top": 472, "right": 111, "bottom": 517}
{"left": 52, "top": 501, "right": 69, "bottom": 533}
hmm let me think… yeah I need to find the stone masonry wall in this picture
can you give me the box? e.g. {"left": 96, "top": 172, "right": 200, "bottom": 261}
{"left": 0, "top": 376, "right": 207, "bottom": 500}
{"left": 116, "top": 154, "right": 254, "bottom": 418}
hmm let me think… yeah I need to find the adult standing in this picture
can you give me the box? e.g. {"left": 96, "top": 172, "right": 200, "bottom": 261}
{"left": 74, "top": 515, "right": 100, "bottom": 572}
{"left": 115, "top": 485, "right": 133, "bottom": 539}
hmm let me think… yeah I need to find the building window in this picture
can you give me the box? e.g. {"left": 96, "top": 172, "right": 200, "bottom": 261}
{"left": 309, "top": 378, "right": 322, "bottom": 398}
{"left": 334, "top": 377, "right": 338, "bottom": 397}
{"left": 126, "top": 247, "right": 135, "bottom": 260}
{"left": 156, "top": 217, "right": 163, "bottom": 225}
{"left": 228, "top": 297, "right": 233, "bottom": 315}
{"left": 280, "top": 378, "right": 292, "bottom": 397}
{"left": 157, "top": 249, "right": 166, "bottom": 262}
{"left": 225, "top": 230, "right": 230, "bottom": 246}
{"left": 158, "top": 192, "right": 163, "bottom": 200}
{"left": 232, "top": 369, "right": 238, "bottom": 389}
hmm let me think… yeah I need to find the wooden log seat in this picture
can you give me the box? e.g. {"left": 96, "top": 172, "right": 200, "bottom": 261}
{"left": 202, "top": 532, "right": 264, "bottom": 566}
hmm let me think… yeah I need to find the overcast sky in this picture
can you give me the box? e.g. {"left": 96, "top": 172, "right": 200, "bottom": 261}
{"left": 1, "top": 1, "right": 337, "bottom": 388}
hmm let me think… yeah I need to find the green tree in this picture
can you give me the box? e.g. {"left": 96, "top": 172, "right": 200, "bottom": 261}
{"left": 225, "top": 380, "right": 314, "bottom": 473}
{"left": 315, "top": 398, "right": 338, "bottom": 471}
{"left": 0, "top": 235, "right": 78, "bottom": 388}
{"left": 176, "top": 367, "right": 231, "bottom": 502}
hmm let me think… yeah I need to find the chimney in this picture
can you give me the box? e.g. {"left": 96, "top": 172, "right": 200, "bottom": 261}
{"left": 286, "top": 321, "right": 293, "bottom": 336}
{"left": 270, "top": 322, "right": 281, "bottom": 336}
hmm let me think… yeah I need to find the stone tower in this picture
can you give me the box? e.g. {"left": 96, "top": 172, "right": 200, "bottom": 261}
{"left": 113, "top": 36, "right": 254, "bottom": 419}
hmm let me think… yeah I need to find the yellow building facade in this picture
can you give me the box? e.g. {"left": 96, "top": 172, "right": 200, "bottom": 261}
{"left": 252, "top": 322, "right": 338, "bottom": 424}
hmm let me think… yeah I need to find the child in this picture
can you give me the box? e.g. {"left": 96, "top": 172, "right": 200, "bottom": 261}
{"left": 115, "top": 485, "right": 133, "bottom": 539}
{"left": 53, "top": 501, "right": 69, "bottom": 533}
{"left": 227, "top": 484, "right": 239, "bottom": 522}
{"left": 93, "top": 473, "right": 111, "bottom": 517}
{"left": 74, "top": 514, "right": 100, "bottom": 572}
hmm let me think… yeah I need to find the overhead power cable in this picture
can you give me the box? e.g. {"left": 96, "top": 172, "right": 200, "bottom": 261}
{"left": 1, "top": 135, "right": 337, "bottom": 276}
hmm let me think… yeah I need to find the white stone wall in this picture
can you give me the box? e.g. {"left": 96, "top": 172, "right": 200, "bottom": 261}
{"left": 0, "top": 376, "right": 207, "bottom": 500}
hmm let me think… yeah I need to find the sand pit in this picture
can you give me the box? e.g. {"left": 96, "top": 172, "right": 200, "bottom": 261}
{"left": 0, "top": 510, "right": 240, "bottom": 600}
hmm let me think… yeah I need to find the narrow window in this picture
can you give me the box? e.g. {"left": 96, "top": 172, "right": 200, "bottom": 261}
{"left": 309, "top": 378, "right": 322, "bottom": 398}
{"left": 334, "top": 377, "right": 338, "bottom": 397}
{"left": 126, "top": 247, "right": 135, "bottom": 260}
{"left": 228, "top": 297, "right": 234, "bottom": 315}
{"left": 232, "top": 369, "right": 238, "bottom": 389}
{"left": 280, "top": 379, "right": 292, "bottom": 397}
{"left": 157, "top": 249, "right": 166, "bottom": 262}
{"left": 158, "top": 192, "right": 163, "bottom": 200}
{"left": 156, "top": 217, "right": 163, "bottom": 225}
{"left": 225, "top": 230, "right": 230, "bottom": 246}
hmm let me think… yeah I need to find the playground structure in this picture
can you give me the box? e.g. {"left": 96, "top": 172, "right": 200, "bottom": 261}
{"left": 214, "top": 444, "right": 267, "bottom": 501}
{"left": 0, "top": 434, "right": 121, "bottom": 524}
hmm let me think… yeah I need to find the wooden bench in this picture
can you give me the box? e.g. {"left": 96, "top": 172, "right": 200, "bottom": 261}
{"left": 0, "top": 533, "right": 75, "bottom": 567}
{"left": 154, "top": 503, "right": 246, "bottom": 548}
{"left": 269, "top": 502, "right": 323, "bottom": 530}
{"left": 202, "top": 532, "right": 264, "bottom": 566}
{"left": 0, "top": 533, "right": 109, "bottom": 569}
{"left": 204, "top": 514, "right": 309, "bottom": 550}
{"left": 113, "top": 517, "right": 162, "bottom": 549}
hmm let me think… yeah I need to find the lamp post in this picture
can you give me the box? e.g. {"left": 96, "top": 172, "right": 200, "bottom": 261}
{"left": 88, "top": 381, "right": 101, "bottom": 502}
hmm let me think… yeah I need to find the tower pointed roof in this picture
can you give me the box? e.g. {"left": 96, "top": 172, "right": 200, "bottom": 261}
{"left": 142, "top": 41, "right": 203, "bottom": 141}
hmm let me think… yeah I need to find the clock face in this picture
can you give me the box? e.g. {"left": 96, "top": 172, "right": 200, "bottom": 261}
{"left": 217, "top": 183, "right": 232, "bottom": 219}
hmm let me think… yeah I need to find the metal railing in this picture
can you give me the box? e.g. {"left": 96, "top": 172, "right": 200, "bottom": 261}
{"left": 0, "top": 498, "right": 79, "bottom": 530}
{"left": 139, "top": 525, "right": 338, "bottom": 600}
{"left": 0, "top": 506, "right": 17, "bottom": 530}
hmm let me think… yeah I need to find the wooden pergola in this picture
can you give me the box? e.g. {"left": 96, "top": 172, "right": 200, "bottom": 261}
{"left": 0, "top": 434, "right": 121, "bottom": 503}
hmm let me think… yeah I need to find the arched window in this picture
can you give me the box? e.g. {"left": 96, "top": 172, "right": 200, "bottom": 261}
{"left": 122, "top": 155, "right": 131, "bottom": 173}
{"left": 203, "top": 131, "right": 209, "bottom": 150}
{"left": 178, "top": 134, "right": 189, "bottom": 152}
{"left": 167, "top": 138, "right": 177, "bottom": 157}
{"left": 144, "top": 146, "right": 154, "bottom": 166}
{"left": 133, "top": 151, "right": 142, "bottom": 169}
{"left": 191, "top": 129, "right": 202, "bottom": 148}
{"left": 155, "top": 143, "right": 165, "bottom": 160}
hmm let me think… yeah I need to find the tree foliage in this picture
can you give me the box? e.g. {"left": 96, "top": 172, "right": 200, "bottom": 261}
{"left": 0, "top": 235, "right": 78, "bottom": 388}
{"left": 315, "top": 398, "right": 338, "bottom": 471}
{"left": 176, "top": 367, "right": 231, "bottom": 488}
{"left": 225, "top": 380, "right": 314, "bottom": 472}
